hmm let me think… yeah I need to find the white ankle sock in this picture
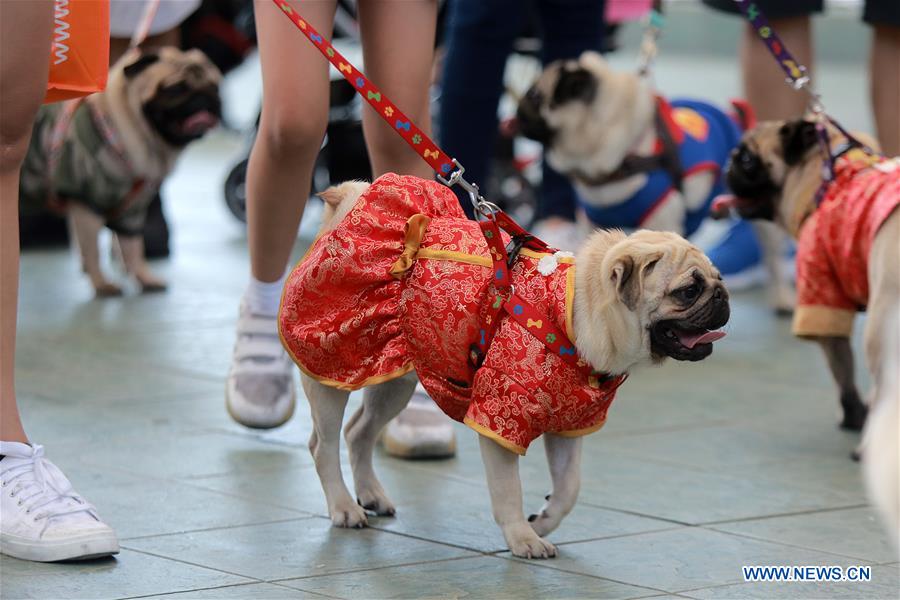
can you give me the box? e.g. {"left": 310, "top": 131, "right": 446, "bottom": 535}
{"left": 243, "top": 274, "right": 286, "bottom": 317}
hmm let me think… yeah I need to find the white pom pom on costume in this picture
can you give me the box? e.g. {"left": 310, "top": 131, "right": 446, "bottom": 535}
{"left": 537, "top": 252, "right": 574, "bottom": 276}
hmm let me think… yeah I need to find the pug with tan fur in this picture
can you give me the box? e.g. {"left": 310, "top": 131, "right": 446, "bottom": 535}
{"left": 20, "top": 47, "right": 221, "bottom": 296}
{"left": 278, "top": 174, "right": 729, "bottom": 558}
{"left": 516, "top": 50, "right": 794, "bottom": 313}
{"left": 720, "top": 118, "right": 899, "bottom": 544}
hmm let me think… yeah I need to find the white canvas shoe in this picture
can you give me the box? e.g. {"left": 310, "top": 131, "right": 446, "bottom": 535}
{"left": 382, "top": 388, "right": 457, "bottom": 459}
{"left": 0, "top": 442, "right": 119, "bottom": 562}
{"left": 226, "top": 303, "right": 296, "bottom": 429}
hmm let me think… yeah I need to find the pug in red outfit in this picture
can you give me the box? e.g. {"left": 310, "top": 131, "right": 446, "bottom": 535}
{"left": 722, "top": 119, "right": 899, "bottom": 545}
{"left": 279, "top": 174, "right": 729, "bottom": 558}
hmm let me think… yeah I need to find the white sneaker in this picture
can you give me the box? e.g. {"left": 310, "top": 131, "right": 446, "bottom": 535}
{"left": 382, "top": 388, "right": 456, "bottom": 459}
{"left": 226, "top": 303, "right": 296, "bottom": 429}
{"left": 0, "top": 442, "right": 119, "bottom": 562}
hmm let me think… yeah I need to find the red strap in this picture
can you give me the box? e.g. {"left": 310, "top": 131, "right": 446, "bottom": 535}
{"left": 272, "top": 1, "right": 455, "bottom": 177}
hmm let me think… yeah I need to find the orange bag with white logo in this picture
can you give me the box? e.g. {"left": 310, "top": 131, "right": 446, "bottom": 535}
{"left": 44, "top": 0, "right": 110, "bottom": 104}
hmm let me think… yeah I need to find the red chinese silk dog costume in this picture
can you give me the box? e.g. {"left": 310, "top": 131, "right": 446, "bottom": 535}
{"left": 792, "top": 153, "right": 900, "bottom": 338}
{"left": 279, "top": 174, "right": 625, "bottom": 455}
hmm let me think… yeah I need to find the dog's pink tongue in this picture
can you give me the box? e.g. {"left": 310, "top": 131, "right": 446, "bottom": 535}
{"left": 677, "top": 330, "right": 726, "bottom": 349}
{"left": 183, "top": 110, "right": 218, "bottom": 134}
{"left": 710, "top": 194, "right": 737, "bottom": 218}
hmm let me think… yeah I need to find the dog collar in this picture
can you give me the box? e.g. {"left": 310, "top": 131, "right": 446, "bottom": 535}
{"left": 570, "top": 96, "right": 685, "bottom": 190}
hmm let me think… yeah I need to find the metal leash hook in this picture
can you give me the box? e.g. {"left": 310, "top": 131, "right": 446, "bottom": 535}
{"left": 436, "top": 158, "right": 500, "bottom": 219}
{"left": 637, "top": 3, "right": 665, "bottom": 78}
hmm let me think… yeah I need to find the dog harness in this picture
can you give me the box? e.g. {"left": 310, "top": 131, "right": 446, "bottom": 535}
{"left": 792, "top": 153, "right": 900, "bottom": 339}
{"left": 578, "top": 98, "right": 748, "bottom": 237}
{"left": 279, "top": 174, "right": 626, "bottom": 455}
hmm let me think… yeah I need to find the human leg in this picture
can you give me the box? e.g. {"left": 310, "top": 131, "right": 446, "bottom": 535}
{"left": 226, "top": 0, "right": 336, "bottom": 429}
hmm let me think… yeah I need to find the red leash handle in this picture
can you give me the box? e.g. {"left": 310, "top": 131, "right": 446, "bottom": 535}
{"left": 272, "top": 0, "right": 455, "bottom": 177}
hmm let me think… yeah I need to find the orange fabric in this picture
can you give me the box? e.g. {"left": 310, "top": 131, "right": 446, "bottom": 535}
{"left": 390, "top": 214, "right": 431, "bottom": 279}
{"left": 279, "top": 173, "right": 622, "bottom": 454}
{"left": 45, "top": 0, "right": 110, "bottom": 104}
{"left": 793, "top": 156, "right": 900, "bottom": 338}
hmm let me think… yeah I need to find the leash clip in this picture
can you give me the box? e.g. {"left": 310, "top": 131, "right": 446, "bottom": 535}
{"left": 437, "top": 158, "right": 497, "bottom": 217}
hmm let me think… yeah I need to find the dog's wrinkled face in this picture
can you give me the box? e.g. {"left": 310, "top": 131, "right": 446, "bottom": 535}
{"left": 725, "top": 119, "right": 820, "bottom": 222}
{"left": 516, "top": 55, "right": 599, "bottom": 146}
{"left": 120, "top": 47, "right": 222, "bottom": 147}
{"left": 605, "top": 230, "right": 730, "bottom": 362}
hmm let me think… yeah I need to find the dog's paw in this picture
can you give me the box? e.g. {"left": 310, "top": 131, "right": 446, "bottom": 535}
{"left": 504, "top": 523, "right": 557, "bottom": 559}
{"left": 94, "top": 282, "right": 123, "bottom": 297}
{"left": 356, "top": 489, "right": 396, "bottom": 517}
{"left": 329, "top": 499, "right": 368, "bottom": 529}
{"left": 138, "top": 274, "right": 168, "bottom": 293}
{"left": 839, "top": 392, "right": 868, "bottom": 432}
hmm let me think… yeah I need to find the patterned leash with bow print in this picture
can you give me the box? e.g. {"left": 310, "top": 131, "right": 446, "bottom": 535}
{"left": 272, "top": 0, "right": 621, "bottom": 384}
{"left": 732, "top": 0, "right": 881, "bottom": 201}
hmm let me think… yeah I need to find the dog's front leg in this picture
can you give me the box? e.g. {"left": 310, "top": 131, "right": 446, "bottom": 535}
{"left": 117, "top": 233, "right": 167, "bottom": 292}
{"left": 817, "top": 336, "right": 867, "bottom": 432}
{"left": 479, "top": 436, "right": 557, "bottom": 558}
{"left": 753, "top": 221, "right": 795, "bottom": 315}
{"left": 68, "top": 203, "right": 121, "bottom": 297}
{"left": 529, "top": 434, "right": 582, "bottom": 537}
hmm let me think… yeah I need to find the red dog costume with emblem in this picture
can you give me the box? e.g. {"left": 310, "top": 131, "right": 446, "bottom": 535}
{"left": 793, "top": 154, "right": 900, "bottom": 338}
{"left": 279, "top": 174, "right": 625, "bottom": 455}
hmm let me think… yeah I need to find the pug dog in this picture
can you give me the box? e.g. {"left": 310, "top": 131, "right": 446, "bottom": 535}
{"left": 278, "top": 174, "right": 729, "bottom": 559}
{"left": 720, "top": 118, "right": 899, "bottom": 542}
{"left": 516, "top": 50, "right": 794, "bottom": 313}
{"left": 20, "top": 47, "right": 222, "bottom": 296}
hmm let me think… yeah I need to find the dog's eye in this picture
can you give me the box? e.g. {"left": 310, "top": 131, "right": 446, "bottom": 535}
{"left": 673, "top": 283, "right": 701, "bottom": 303}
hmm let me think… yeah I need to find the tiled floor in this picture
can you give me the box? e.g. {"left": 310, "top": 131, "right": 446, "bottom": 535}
{"left": 3, "top": 12, "right": 898, "bottom": 600}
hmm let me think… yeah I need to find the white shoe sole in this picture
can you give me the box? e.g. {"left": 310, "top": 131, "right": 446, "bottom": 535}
{"left": 1, "top": 531, "right": 119, "bottom": 562}
{"left": 225, "top": 382, "right": 297, "bottom": 430}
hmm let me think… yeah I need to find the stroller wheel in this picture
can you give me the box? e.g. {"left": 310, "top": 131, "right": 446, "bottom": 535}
{"left": 224, "top": 158, "right": 249, "bottom": 223}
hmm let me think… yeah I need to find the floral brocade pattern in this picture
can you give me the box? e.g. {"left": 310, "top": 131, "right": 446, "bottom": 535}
{"left": 279, "top": 173, "right": 622, "bottom": 454}
{"left": 794, "top": 157, "right": 900, "bottom": 335}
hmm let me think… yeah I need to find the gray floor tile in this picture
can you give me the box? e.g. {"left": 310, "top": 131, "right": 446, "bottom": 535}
{"left": 279, "top": 555, "right": 656, "bottom": 599}
{"left": 686, "top": 563, "right": 900, "bottom": 599}
{"left": 505, "top": 527, "right": 875, "bottom": 594}
{"left": 139, "top": 582, "right": 332, "bottom": 600}
{"left": 710, "top": 507, "right": 898, "bottom": 564}
{"left": 55, "top": 465, "right": 308, "bottom": 540}
{"left": 0, "top": 550, "right": 251, "bottom": 600}
{"left": 124, "top": 519, "right": 475, "bottom": 581}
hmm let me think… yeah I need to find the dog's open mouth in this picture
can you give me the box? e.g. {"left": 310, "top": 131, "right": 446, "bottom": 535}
{"left": 651, "top": 321, "right": 726, "bottom": 361}
{"left": 181, "top": 109, "right": 219, "bottom": 136}
{"left": 710, "top": 193, "right": 774, "bottom": 220}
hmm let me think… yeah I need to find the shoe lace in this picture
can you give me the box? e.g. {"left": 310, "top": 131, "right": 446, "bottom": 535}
{"left": 0, "top": 444, "right": 95, "bottom": 530}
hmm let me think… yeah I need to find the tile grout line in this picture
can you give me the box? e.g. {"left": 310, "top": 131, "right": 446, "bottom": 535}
{"left": 698, "top": 503, "right": 870, "bottom": 526}
{"left": 120, "top": 515, "right": 316, "bottom": 542}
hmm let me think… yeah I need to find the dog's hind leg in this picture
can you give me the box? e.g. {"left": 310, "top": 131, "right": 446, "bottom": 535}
{"left": 344, "top": 372, "right": 416, "bottom": 516}
{"left": 817, "top": 336, "right": 867, "bottom": 432}
{"left": 480, "top": 436, "right": 557, "bottom": 559}
{"left": 529, "top": 434, "right": 582, "bottom": 537}
{"left": 301, "top": 374, "right": 367, "bottom": 528}
{"left": 68, "top": 203, "right": 121, "bottom": 297}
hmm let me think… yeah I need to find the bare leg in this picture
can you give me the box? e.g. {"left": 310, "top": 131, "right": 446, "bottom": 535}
{"left": 67, "top": 205, "right": 121, "bottom": 296}
{"left": 356, "top": 0, "right": 437, "bottom": 179}
{"left": 246, "top": 0, "right": 336, "bottom": 283}
{"left": 870, "top": 25, "right": 900, "bottom": 156}
{"left": 529, "top": 434, "right": 582, "bottom": 537}
{"left": 817, "top": 336, "right": 867, "bottom": 431}
{"left": 301, "top": 374, "right": 367, "bottom": 528}
{"left": 0, "top": 0, "right": 54, "bottom": 443}
{"left": 117, "top": 233, "right": 166, "bottom": 292}
{"left": 740, "top": 17, "right": 811, "bottom": 313}
{"left": 741, "top": 17, "right": 813, "bottom": 121}
{"left": 344, "top": 373, "right": 416, "bottom": 515}
{"left": 479, "top": 436, "right": 557, "bottom": 558}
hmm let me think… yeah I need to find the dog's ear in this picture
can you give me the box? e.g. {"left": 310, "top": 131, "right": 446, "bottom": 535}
{"left": 778, "top": 119, "right": 818, "bottom": 165}
{"left": 612, "top": 255, "right": 639, "bottom": 311}
{"left": 123, "top": 53, "right": 160, "bottom": 79}
{"left": 551, "top": 67, "right": 597, "bottom": 107}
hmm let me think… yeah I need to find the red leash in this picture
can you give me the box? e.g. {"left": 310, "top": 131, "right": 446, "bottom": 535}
{"left": 272, "top": 0, "right": 617, "bottom": 382}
